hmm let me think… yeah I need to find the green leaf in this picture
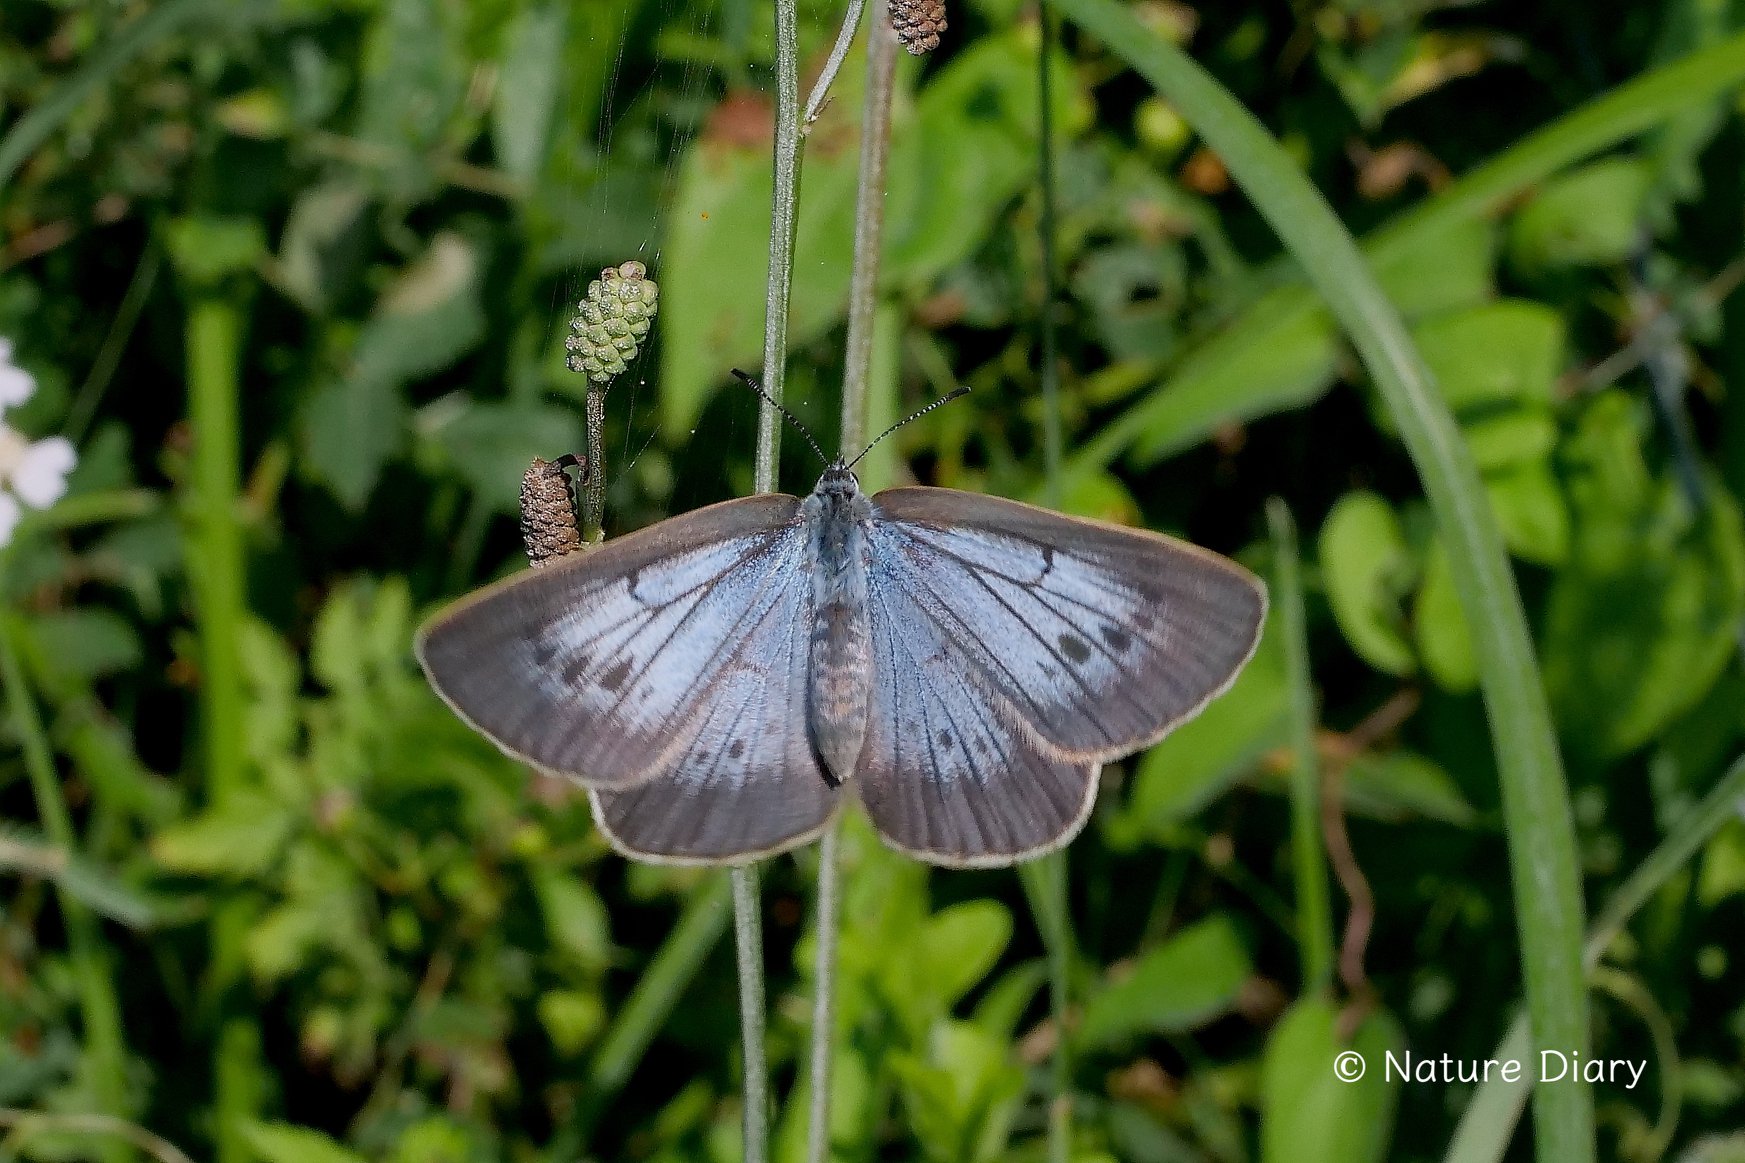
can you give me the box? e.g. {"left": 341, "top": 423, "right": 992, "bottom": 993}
{"left": 21, "top": 608, "right": 141, "bottom": 697}
{"left": 301, "top": 233, "right": 484, "bottom": 509}
{"left": 1413, "top": 538, "right": 1477, "bottom": 693}
{"left": 151, "top": 790, "right": 295, "bottom": 878}
{"left": 890, "top": 1021, "right": 1026, "bottom": 1163}
{"left": 242, "top": 1121, "right": 369, "bottom": 1163}
{"left": 1370, "top": 217, "right": 1497, "bottom": 319}
{"left": 1464, "top": 410, "right": 1558, "bottom": 472}
{"left": 166, "top": 215, "right": 267, "bottom": 286}
{"left": 1696, "top": 820, "right": 1745, "bottom": 907}
{"left": 1260, "top": 999, "right": 1402, "bottom": 1163}
{"left": 538, "top": 989, "right": 606, "bottom": 1056}
{"left": 1319, "top": 491, "right": 1418, "bottom": 676}
{"left": 1341, "top": 750, "right": 1477, "bottom": 826}
{"left": 1485, "top": 459, "right": 1571, "bottom": 566}
{"left": 300, "top": 374, "right": 408, "bottom": 510}
{"left": 1507, "top": 157, "right": 1654, "bottom": 270}
{"left": 1541, "top": 393, "right": 1745, "bottom": 760}
{"left": 1122, "top": 603, "right": 1288, "bottom": 833}
{"left": 277, "top": 179, "right": 371, "bottom": 315}
{"left": 492, "top": 5, "right": 565, "bottom": 183}
{"left": 532, "top": 869, "right": 612, "bottom": 971}
{"left": 920, "top": 901, "right": 1013, "bottom": 1012}
{"left": 1078, "top": 915, "right": 1252, "bottom": 1047}
{"left": 1411, "top": 300, "right": 1565, "bottom": 412}
{"left": 0, "top": 828, "right": 159, "bottom": 928}
{"left": 1131, "top": 305, "right": 1341, "bottom": 465}
{"left": 354, "top": 0, "right": 466, "bottom": 199}
{"left": 884, "top": 31, "right": 1088, "bottom": 291}
{"left": 421, "top": 399, "right": 585, "bottom": 512}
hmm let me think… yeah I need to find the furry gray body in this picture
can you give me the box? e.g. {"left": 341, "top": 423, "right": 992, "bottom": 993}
{"left": 803, "top": 465, "right": 875, "bottom": 784}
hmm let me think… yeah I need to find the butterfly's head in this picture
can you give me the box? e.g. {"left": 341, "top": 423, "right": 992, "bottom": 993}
{"left": 815, "top": 459, "right": 861, "bottom": 501}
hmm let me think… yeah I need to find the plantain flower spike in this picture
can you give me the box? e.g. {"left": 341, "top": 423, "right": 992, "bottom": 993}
{"left": 565, "top": 261, "right": 659, "bottom": 385}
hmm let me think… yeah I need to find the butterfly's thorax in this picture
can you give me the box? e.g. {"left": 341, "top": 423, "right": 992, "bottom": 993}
{"left": 802, "top": 465, "right": 875, "bottom": 784}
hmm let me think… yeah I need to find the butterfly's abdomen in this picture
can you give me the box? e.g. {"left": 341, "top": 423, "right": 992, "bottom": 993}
{"left": 803, "top": 489, "right": 874, "bottom": 785}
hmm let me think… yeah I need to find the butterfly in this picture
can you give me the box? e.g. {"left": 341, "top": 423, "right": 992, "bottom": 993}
{"left": 416, "top": 389, "right": 1266, "bottom": 868}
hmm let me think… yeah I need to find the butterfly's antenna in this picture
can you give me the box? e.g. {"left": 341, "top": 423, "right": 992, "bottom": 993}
{"left": 846, "top": 386, "right": 971, "bottom": 470}
{"left": 731, "top": 369, "right": 827, "bottom": 466}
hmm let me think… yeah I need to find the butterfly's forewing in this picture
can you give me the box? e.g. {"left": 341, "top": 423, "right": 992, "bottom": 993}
{"left": 415, "top": 494, "right": 806, "bottom": 787}
{"left": 853, "top": 487, "right": 1265, "bottom": 864}
{"left": 868, "top": 488, "right": 1266, "bottom": 760}
{"left": 589, "top": 569, "right": 841, "bottom": 864}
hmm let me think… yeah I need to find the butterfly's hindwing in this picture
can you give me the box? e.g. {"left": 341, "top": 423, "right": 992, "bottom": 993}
{"left": 853, "top": 567, "right": 1099, "bottom": 865}
{"left": 589, "top": 560, "right": 840, "bottom": 864}
{"left": 415, "top": 494, "right": 807, "bottom": 787}
{"left": 865, "top": 487, "right": 1266, "bottom": 764}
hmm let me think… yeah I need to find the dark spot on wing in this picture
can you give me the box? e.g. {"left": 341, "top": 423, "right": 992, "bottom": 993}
{"left": 530, "top": 635, "right": 558, "bottom": 669}
{"left": 729, "top": 739, "right": 745, "bottom": 759}
{"left": 601, "top": 657, "right": 633, "bottom": 692}
{"left": 1100, "top": 624, "right": 1132, "bottom": 652}
{"left": 975, "top": 737, "right": 990, "bottom": 755}
{"left": 1040, "top": 545, "right": 1055, "bottom": 579}
{"left": 560, "top": 654, "right": 592, "bottom": 686}
{"left": 937, "top": 730, "right": 954, "bottom": 750}
{"left": 1058, "top": 632, "right": 1091, "bottom": 664}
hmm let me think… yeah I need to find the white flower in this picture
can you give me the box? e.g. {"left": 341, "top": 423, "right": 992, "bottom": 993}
{"left": 9, "top": 435, "right": 75, "bottom": 507}
{"left": 0, "top": 339, "right": 34, "bottom": 412}
{"left": 0, "top": 338, "right": 77, "bottom": 547}
{"left": 0, "top": 492, "right": 18, "bottom": 546}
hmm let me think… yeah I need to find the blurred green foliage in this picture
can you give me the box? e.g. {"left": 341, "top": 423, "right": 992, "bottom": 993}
{"left": 2, "top": 0, "right": 1745, "bottom": 1161}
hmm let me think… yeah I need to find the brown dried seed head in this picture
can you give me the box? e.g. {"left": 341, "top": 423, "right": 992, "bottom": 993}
{"left": 891, "top": 0, "right": 946, "bottom": 54}
{"left": 520, "top": 457, "right": 584, "bottom": 567}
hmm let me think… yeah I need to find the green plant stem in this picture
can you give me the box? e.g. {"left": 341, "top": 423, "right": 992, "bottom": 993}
{"left": 1036, "top": 5, "right": 1064, "bottom": 511}
{"left": 803, "top": 0, "right": 869, "bottom": 131}
{"left": 1443, "top": 752, "right": 1745, "bottom": 1163}
{"left": 68, "top": 242, "right": 161, "bottom": 444}
{"left": 839, "top": 4, "right": 896, "bottom": 460}
{"left": 1017, "top": 851, "right": 1072, "bottom": 1163}
{"left": 754, "top": 0, "right": 805, "bottom": 488}
{"left": 1267, "top": 499, "right": 1333, "bottom": 994}
{"left": 0, "top": 1110, "right": 194, "bottom": 1163}
{"left": 1043, "top": 2, "right": 1594, "bottom": 1158}
{"left": 582, "top": 381, "right": 607, "bottom": 543}
{"left": 731, "top": 866, "right": 770, "bottom": 1163}
{"left": 1034, "top": 17, "right": 1071, "bottom": 1160}
{"left": 1060, "top": 29, "right": 1745, "bottom": 489}
{"left": 734, "top": 2, "right": 810, "bottom": 1157}
{"left": 1589, "top": 967, "right": 1681, "bottom": 1160}
{"left": 804, "top": 822, "right": 843, "bottom": 1163}
{"left": 0, "top": 616, "right": 131, "bottom": 1163}
{"left": 182, "top": 294, "right": 261, "bottom": 1163}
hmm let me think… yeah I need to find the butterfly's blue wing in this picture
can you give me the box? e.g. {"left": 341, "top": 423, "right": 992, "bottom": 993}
{"left": 588, "top": 562, "right": 841, "bottom": 864}
{"left": 854, "top": 487, "right": 1265, "bottom": 864}
{"left": 416, "top": 494, "right": 813, "bottom": 789}
{"left": 855, "top": 571, "right": 1100, "bottom": 866}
